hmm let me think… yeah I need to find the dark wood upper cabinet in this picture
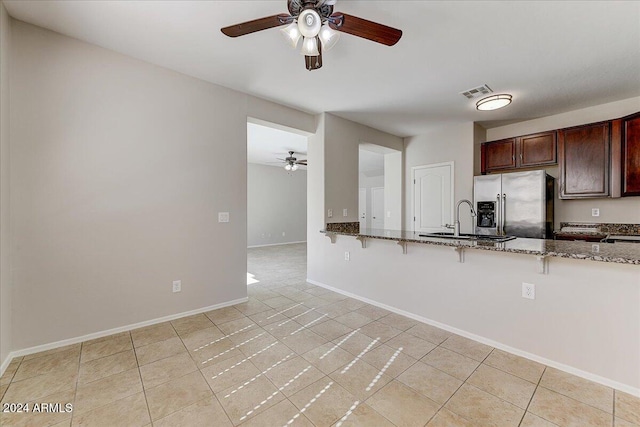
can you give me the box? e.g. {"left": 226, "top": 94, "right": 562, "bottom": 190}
{"left": 482, "top": 131, "right": 556, "bottom": 173}
{"left": 622, "top": 112, "right": 640, "bottom": 196}
{"left": 558, "top": 122, "right": 610, "bottom": 199}
{"left": 519, "top": 131, "right": 557, "bottom": 168}
{"left": 483, "top": 138, "right": 516, "bottom": 172}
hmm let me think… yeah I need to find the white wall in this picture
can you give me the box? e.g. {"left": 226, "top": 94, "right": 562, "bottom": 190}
{"left": 384, "top": 151, "right": 403, "bottom": 230}
{"left": 404, "top": 122, "right": 475, "bottom": 233}
{"left": 486, "top": 97, "right": 640, "bottom": 225}
{"left": 358, "top": 173, "right": 384, "bottom": 229}
{"left": 324, "top": 114, "right": 403, "bottom": 224}
{"left": 308, "top": 113, "right": 402, "bottom": 282}
{"left": 0, "top": 2, "right": 12, "bottom": 365}
{"left": 7, "top": 20, "right": 314, "bottom": 353}
{"left": 310, "top": 238, "right": 640, "bottom": 394}
{"left": 247, "top": 163, "right": 306, "bottom": 247}
{"left": 307, "top": 114, "right": 325, "bottom": 283}
{"left": 473, "top": 123, "right": 486, "bottom": 176}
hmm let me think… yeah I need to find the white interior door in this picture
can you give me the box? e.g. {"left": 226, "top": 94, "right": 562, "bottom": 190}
{"left": 413, "top": 162, "right": 454, "bottom": 233}
{"left": 371, "top": 187, "right": 385, "bottom": 229}
{"left": 359, "top": 188, "right": 367, "bottom": 230}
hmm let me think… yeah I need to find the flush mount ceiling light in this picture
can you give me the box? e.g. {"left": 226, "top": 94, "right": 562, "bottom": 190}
{"left": 476, "top": 94, "right": 513, "bottom": 111}
{"left": 221, "top": 0, "right": 402, "bottom": 71}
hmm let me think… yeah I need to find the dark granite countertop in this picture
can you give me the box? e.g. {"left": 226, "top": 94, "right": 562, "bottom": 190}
{"left": 554, "top": 222, "right": 640, "bottom": 238}
{"left": 321, "top": 228, "right": 640, "bottom": 265}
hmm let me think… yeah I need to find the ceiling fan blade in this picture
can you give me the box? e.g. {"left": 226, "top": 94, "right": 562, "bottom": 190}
{"left": 330, "top": 13, "right": 402, "bottom": 46}
{"left": 295, "top": 160, "right": 308, "bottom": 165}
{"left": 221, "top": 14, "right": 291, "bottom": 37}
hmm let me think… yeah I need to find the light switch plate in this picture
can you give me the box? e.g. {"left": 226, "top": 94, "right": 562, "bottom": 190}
{"left": 591, "top": 208, "right": 600, "bottom": 217}
{"left": 343, "top": 209, "right": 348, "bottom": 217}
{"left": 218, "top": 212, "right": 230, "bottom": 223}
{"left": 172, "top": 280, "right": 181, "bottom": 293}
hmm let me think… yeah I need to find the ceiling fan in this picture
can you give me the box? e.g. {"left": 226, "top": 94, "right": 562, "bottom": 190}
{"left": 276, "top": 151, "right": 307, "bottom": 171}
{"left": 221, "top": 0, "right": 402, "bottom": 71}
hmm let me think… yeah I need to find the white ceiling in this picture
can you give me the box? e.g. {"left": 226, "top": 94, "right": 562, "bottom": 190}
{"left": 4, "top": 1, "right": 640, "bottom": 137}
{"left": 247, "top": 122, "right": 307, "bottom": 168}
{"left": 359, "top": 149, "right": 384, "bottom": 177}
{"left": 247, "top": 122, "right": 385, "bottom": 176}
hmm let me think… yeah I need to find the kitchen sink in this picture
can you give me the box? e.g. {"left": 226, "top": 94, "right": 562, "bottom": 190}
{"left": 419, "top": 232, "right": 517, "bottom": 242}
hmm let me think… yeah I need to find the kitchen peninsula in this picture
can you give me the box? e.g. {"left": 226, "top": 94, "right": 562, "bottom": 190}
{"left": 313, "top": 223, "right": 640, "bottom": 396}
{"left": 323, "top": 226, "right": 640, "bottom": 265}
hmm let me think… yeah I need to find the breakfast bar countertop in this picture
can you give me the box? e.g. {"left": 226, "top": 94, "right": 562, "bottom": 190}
{"left": 321, "top": 227, "right": 640, "bottom": 265}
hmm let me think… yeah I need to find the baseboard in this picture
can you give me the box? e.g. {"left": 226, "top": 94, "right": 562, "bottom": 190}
{"left": 247, "top": 241, "right": 306, "bottom": 249}
{"left": 0, "top": 296, "right": 248, "bottom": 376}
{"left": 306, "top": 278, "right": 640, "bottom": 397}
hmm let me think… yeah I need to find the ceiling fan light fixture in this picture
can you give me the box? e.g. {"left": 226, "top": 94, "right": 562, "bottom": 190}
{"left": 291, "top": 163, "right": 299, "bottom": 171}
{"left": 301, "top": 36, "right": 319, "bottom": 56}
{"left": 297, "top": 9, "right": 322, "bottom": 38}
{"left": 280, "top": 22, "right": 301, "bottom": 48}
{"left": 319, "top": 23, "right": 340, "bottom": 51}
{"left": 476, "top": 94, "right": 513, "bottom": 111}
{"left": 284, "top": 164, "right": 292, "bottom": 171}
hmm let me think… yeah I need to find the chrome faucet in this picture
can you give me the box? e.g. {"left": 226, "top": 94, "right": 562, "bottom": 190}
{"left": 454, "top": 199, "right": 477, "bottom": 237}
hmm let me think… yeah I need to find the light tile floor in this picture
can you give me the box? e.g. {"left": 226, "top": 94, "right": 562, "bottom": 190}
{"left": 1, "top": 243, "right": 638, "bottom": 426}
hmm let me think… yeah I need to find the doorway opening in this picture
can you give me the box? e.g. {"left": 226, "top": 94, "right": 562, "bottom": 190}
{"left": 246, "top": 121, "right": 308, "bottom": 285}
{"left": 359, "top": 143, "right": 402, "bottom": 231}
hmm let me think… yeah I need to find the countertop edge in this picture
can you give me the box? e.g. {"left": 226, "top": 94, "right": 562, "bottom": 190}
{"left": 320, "top": 230, "right": 640, "bottom": 265}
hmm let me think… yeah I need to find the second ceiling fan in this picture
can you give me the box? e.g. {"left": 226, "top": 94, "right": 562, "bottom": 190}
{"left": 221, "top": 0, "right": 402, "bottom": 71}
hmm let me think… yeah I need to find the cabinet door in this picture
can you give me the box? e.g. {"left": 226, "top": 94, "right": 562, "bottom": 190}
{"left": 558, "top": 122, "right": 610, "bottom": 199}
{"left": 484, "top": 138, "right": 516, "bottom": 172}
{"left": 622, "top": 113, "right": 640, "bottom": 196}
{"left": 518, "top": 131, "right": 557, "bottom": 167}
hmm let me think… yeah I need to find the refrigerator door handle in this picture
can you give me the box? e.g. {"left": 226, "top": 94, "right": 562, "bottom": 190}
{"left": 496, "top": 194, "right": 502, "bottom": 235}
{"left": 502, "top": 193, "right": 507, "bottom": 235}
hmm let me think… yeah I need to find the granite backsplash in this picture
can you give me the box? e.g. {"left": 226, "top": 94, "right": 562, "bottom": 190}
{"left": 558, "top": 222, "right": 640, "bottom": 235}
{"left": 325, "top": 222, "right": 360, "bottom": 234}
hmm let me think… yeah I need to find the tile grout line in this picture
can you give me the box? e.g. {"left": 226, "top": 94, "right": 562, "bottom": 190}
{"left": 188, "top": 322, "right": 236, "bottom": 427}
{"left": 282, "top": 380, "right": 334, "bottom": 426}
{"left": 131, "top": 336, "right": 154, "bottom": 426}
{"left": 612, "top": 389, "right": 616, "bottom": 427}
{"left": 421, "top": 341, "right": 496, "bottom": 426}
{"left": 222, "top": 353, "right": 294, "bottom": 398}
{"left": 68, "top": 339, "right": 84, "bottom": 426}
{"left": 517, "top": 366, "right": 547, "bottom": 427}
{"left": 72, "top": 332, "right": 139, "bottom": 422}
{"left": 240, "top": 365, "right": 313, "bottom": 422}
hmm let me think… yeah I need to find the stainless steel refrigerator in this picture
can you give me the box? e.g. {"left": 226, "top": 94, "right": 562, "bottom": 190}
{"left": 473, "top": 170, "right": 554, "bottom": 239}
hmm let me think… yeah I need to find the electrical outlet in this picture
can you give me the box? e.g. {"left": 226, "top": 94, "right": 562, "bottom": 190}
{"left": 328, "top": 209, "right": 333, "bottom": 218}
{"left": 522, "top": 282, "right": 535, "bottom": 300}
{"left": 387, "top": 211, "right": 391, "bottom": 218}
{"left": 344, "top": 251, "right": 350, "bottom": 261}
{"left": 173, "top": 280, "right": 181, "bottom": 293}
{"left": 282, "top": 231, "right": 286, "bottom": 237}
{"left": 343, "top": 208, "right": 348, "bottom": 217}
{"left": 592, "top": 244, "right": 600, "bottom": 253}
{"left": 218, "top": 212, "right": 230, "bottom": 223}
{"left": 591, "top": 208, "right": 600, "bottom": 217}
